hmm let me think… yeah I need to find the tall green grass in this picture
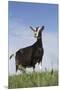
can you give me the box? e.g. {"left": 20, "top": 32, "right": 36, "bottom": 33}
{"left": 8, "top": 71, "right": 58, "bottom": 89}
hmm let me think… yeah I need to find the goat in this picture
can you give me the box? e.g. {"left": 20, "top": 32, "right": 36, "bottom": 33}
{"left": 9, "top": 26, "right": 44, "bottom": 72}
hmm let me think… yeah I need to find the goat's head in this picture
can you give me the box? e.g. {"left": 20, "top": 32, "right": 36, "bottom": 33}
{"left": 30, "top": 26, "right": 44, "bottom": 39}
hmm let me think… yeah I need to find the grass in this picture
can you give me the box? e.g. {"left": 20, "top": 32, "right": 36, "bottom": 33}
{"left": 8, "top": 71, "right": 58, "bottom": 89}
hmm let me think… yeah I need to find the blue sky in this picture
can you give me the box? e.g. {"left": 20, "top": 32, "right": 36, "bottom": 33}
{"left": 9, "top": 1, "right": 58, "bottom": 32}
{"left": 8, "top": 1, "right": 58, "bottom": 75}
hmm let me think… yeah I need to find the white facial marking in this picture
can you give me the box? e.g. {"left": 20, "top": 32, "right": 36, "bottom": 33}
{"left": 34, "top": 28, "right": 40, "bottom": 38}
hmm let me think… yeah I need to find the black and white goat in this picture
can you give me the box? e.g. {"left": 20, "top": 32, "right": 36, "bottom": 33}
{"left": 9, "top": 26, "right": 44, "bottom": 72}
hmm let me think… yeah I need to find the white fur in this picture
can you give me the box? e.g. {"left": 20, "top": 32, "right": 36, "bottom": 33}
{"left": 34, "top": 27, "right": 40, "bottom": 38}
{"left": 39, "top": 63, "right": 42, "bottom": 72}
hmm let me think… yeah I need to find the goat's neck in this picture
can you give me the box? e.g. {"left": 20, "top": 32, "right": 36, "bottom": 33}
{"left": 34, "top": 38, "right": 43, "bottom": 48}
{"left": 37, "top": 38, "right": 43, "bottom": 48}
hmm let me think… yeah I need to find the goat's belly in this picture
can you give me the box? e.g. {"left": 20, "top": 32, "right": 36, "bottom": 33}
{"left": 17, "top": 59, "right": 32, "bottom": 68}
{"left": 22, "top": 63, "right": 32, "bottom": 68}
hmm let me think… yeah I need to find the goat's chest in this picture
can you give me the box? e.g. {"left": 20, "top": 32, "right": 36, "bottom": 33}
{"left": 34, "top": 48, "right": 43, "bottom": 56}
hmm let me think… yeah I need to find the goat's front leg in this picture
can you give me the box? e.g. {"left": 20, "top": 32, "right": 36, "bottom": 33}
{"left": 16, "top": 64, "right": 18, "bottom": 72}
{"left": 38, "top": 61, "right": 42, "bottom": 72}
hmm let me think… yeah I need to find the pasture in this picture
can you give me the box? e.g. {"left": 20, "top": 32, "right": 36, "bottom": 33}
{"left": 8, "top": 71, "right": 58, "bottom": 89}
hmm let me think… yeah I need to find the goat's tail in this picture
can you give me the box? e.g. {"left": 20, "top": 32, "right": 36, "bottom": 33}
{"left": 9, "top": 54, "right": 14, "bottom": 60}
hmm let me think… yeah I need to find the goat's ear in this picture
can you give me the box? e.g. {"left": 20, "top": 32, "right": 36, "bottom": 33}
{"left": 29, "top": 26, "right": 35, "bottom": 32}
{"left": 40, "top": 26, "right": 44, "bottom": 32}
